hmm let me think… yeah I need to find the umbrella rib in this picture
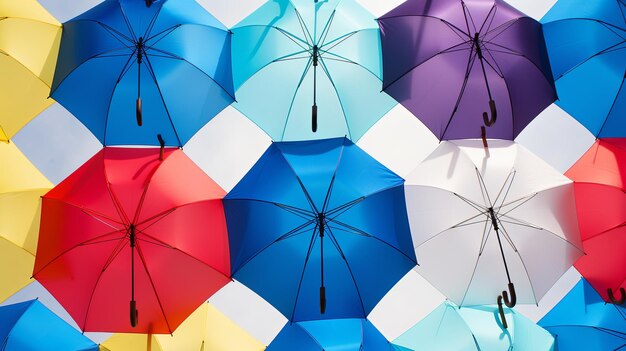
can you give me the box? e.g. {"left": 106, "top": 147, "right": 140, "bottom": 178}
{"left": 319, "top": 50, "right": 381, "bottom": 81}
{"left": 317, "top": 57, "right": 353, "bottom": 138}
{"left": 317, "top": 10, "right": 336, "bottom": 47}
{"left": 476, "top": 4, "right": 497, "bottom": 37}
{"left": 597, "top": 75, "right": 626, "bottom": 136}
{"left": 321, "top": 141, "right": 346, "bottom": 213}
{"left": 493, "top": 170, "right": 517, "bottom": 211}
{"left": 320, "top": 30, "right": 357, "bottom": 52}
{"left": 547, "top": 325, "right": 626, "bottom": 338}
{"left": 146, "top": 24, "right": 180, "bottom": 47}
{"left": 378, "top": 14, "right": 470, "bottom": 41}
{"left": 483, "top": 42, "right": 557, "bottom": 89}
{"left": 555, "top": 39, "right": 626, "bottom": 80}
{"left": 105, "top": 181, "right": 131, "bottom": 225}
{"left": 461, "top": 2, "right": 477, "bottom": 38}
{"left": 225, "top": 198, "right": 314, "bottom": 217}
{"left": 483, "top": 17, "right": 520, "bottom": 44}
{"left": 498, "top": 213, "right": 585, "bottom": 253}
{"left": 142, "top": 2, "right": 164, "bottom": 40}
{"left": 498, "top": 193, "right": 537, "bottom": 217}
{"left": 293, "top": 6, "right": 314, "bottom": 46}
{"left": 289, "top": 224, "right": 320, "bottom": 321}
{"left": 453, "top": 192, "right": 487, "bottom": 214}
{"left": 134, "top": 241, "right": 173, "bottom": 333}
{"left": 276, "top": 147, "right": 320, "bottom": 213}
{"left": 480, "top": 47, "right": 506, "bottom": 79}
{"left": 440, "top": 50, "right": 478, "bottom": 139}
{"left": 326, "top": 197, "right": 365, "bottom": 219}
{"left": 44, "top": 198, "right": 124, "bottom": 227}
{"left": 117, "top": 1, "right": 138, "bottom": 43}
{"left": 324, "top": 225, "right": 367, "bottom": 316}
{"left": 279, "top": 58, "right": 313, "bottom": 141}
{"left": 459, "top": 221, "right": 492, "bottom": 306}
{"left": 475, "top": 168, "right": 494, "bottom": 208}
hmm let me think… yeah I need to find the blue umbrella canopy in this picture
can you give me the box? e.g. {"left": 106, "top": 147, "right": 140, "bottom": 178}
{"left": 0, "top": 299, "right": 98, "bottom": 350}
{"left": 51, "top": 0, "right": 234, "bottom": 146}
{"left": 231, "top": 0, "right": 396, "bottom": 142}
{"left": 224, "top": 137, "right": 416, "bottom": 322}
{"left": 267, "top": 318, "right": 394, "bottom": 351}
{"left": 541, "top": 0, "right": 626, "bottom": 137}
{"left": 539, "top": 279, "right": 626, "bottom": 350}
{"left": 393, "top": 302, "right": 555, "bottom": 351}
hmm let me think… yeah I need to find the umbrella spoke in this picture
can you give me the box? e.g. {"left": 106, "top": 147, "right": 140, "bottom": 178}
{"left": 326, "top": 197, "right": 365, "bottom": 218}
{"left": 134, "top": 242, "right": 173, "bottom": 333}
{"left": 280, "top": 58, "right": 313, "bottom": 140}
{"left": 290, "top": 224, "right": 320, "bottom": 321}
{"left": 321, "top": 142, "right": 346, "bottom": 213}
{"left": 461, "top": 2, "right": 478, "bottom": 37}
{"left": 459, "top": 222, "right": 492, "bottom": 306}
{"left": 555, "top": 39, "right": 626, "bottom": 80}
{"left": 477, "top": 4, "right": 497, "bottom": 37}
{"left": 293, "top": 7, "right": 314, "bottom": 46}
{"left": 317, "top": 10, "right": 336, "bottom": 47}
{"left": 440, "top": 49, "right": 478, "bottom": 139}
{"left": 453, "top": 192, "right": 487, "bottom": 214}
{"left": 143, "top": 4, "right": 165, "bottom": 40}
{"left": 478, "top": 215, "right": 493, "bottom": 255}
{"left": 480, "top": 47, "right": 506, "bottom": 79}
{"left": 319, "top": 50, "right": 380, "bottom": 80}
{"left": 117, "top": 4, "right": 138, "bottom": 43}
{"left": 498, "top": 193, "right": 537, "bottom": 217}
{"left": 483, "top": 17, "right": 518, "bottom": 43}
{"left": 317, "top": 58, "right": 352, "bottom": 138}
{"left": 320, "top": 30, "right": 356, "bottom": 53}
{"left": 498, "top": 213, "right": 585, "bottom": 253}
{"left": 475, "top": 168, "right": 494, "bottom": 208}
{"left": 493, "top": 170, "right": 517, "bottom": 211}
{"left": 598, "top": 76, "right": 626, "bottom": 136}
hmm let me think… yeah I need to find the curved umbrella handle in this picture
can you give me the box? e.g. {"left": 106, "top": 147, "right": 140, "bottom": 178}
{"left": 136, "top": 97, "right": 143, "bottom": 127}
{"left": 130, "top": 300, "right": 138, "bottom": 327}
{"left": 497, "top": 295, "right": 509, "bottom": 329}
{"left": 482, "top": 100, "right": 497, "bottom": 126}
{"left": 320, "top": 286, "right": 326, "bottom": 314}
{"left": 502, "top": 282, "right": 517, "bottom": 308}
{"left": 608, "top": 287, "right": 626, "bottom": 305}
{"left": 312, "top": 105, "right": 318, "bottom": 133}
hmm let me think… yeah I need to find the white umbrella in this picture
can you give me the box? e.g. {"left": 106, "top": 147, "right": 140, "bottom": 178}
{"left": 404, "top": 140, "right": 583, "bottom": 327}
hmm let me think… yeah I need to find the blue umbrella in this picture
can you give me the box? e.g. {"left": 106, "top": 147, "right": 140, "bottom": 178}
{"left": 231, "top": 0, "right": 396, "bottom": 141}
{"left": 541, "top": 0, "right": 625, "bottom": 137}
{"left": 0, "top": 299, "right": 98, "bottom": 350}
{"left": 224, "top": 137, "right": 416, "bottom": 322}
{"left": 267, "top": 318, "right": 394, "bottom": 351}
{"left": 51, "top": 0, "right": 234, "bottom": 146}
{"left": 393, "top": 302, "right": 555, "bottom": 351}
{"left": 539, "top": 279, "right": 626, "bottom": 350}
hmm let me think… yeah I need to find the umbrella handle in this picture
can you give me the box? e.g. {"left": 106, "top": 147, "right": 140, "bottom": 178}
{"left": 320, "top": 286, "right": 326, "bottom": 314}
{"left": 608, "top": 287, "right": 626, "bottom": 305}
{"left": 312, "top": 105, "right": 318, "bottom": 133}
{"left": 136, "top": 98, "right": 143, "bottom": 126}
{"left": 145, "top": 0, "right": 153, "bottom": 6}
{"left": 482, "top": 100, "right": 497, "bottom": 127}
{"left": 501, "top": 282, "right": 517, "bottom": 308}
{"left": 481, "top": 126, "right": 488, "bottom": 148}
{"left": 130, "top": 300, "right": 139, "bottom": 327}
{"left": 497, "top": 295, "right": 509, "bottom": 329}
{"left": 157, "top": 134, "right": 165, "bottom": 161}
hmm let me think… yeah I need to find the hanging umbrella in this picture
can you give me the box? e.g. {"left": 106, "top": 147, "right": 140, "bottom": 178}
{"left": 33, "top": 146, "right": 231, "bottom": 333}
{"left": 404, "top": 140, "right": 583, "bottom": 327}
{"left": 378, "top": 0, "right": 556, "bottom": 141}
{"left": 565, "top": 138, "right": 626, "bottom": 304}
{"left": 542, "top": 0, "right": 625, "bottom": 137}
{"left": 267, "top": 318, "right": 394, "bottom": 351}
{"left": 0, "top": 142, "right": 51, "bottom": 302}
{"left": 393, "top": 301, "right": 555, "bottom": 351}
{"left": 224, "top": 137, "right": 416, "bottom": 322}
{"left": 539, "top": 279, "right": 626, "bottom": 350}
{"left": 0, "top": 299, "right": 99, "bottom": 350}
{"left": 0, "top": 0, "right": 61, "bottom": 142}
{"left": 231, "top": 0, "right": 396, "bottom": 142}
{"left": 51, "top": 0, "right": 235, "bottom": 147}
{"left": 100, "top": 303, "right": 265, "bottom": 351}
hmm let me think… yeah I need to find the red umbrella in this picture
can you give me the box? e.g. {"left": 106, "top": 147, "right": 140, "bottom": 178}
{"left": 33, "top": 146, "right": 231, "bottom": 333}
{"left": 566, "top": 139, "right": 626, "bottom": 305}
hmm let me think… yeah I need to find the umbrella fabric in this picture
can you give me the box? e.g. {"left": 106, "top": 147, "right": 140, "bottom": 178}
{"left": 539, "top": 279, "right": 626, "bottom": 350}
{"left": 224, "top": 137, "right": 416, "bottom": 322}
{"left": 0, "top": 299, "right": 98, "bottom": 351}
{"left": 378, "top": 0, "right": 556, "bottom": 140}
{"left": 0, "top": 142, "right": 51, "bottom": 302}
{"left": 542, "top": 0, "right": 626, "bottom": 137}
{"left": 0, "top": 0, "right": 61, "bottom": 141}
{"left": 100, "top": 303, "right": 265, "bottom": 351}
{"left": 231, "top": 0, "right": 396, "bottom": 142}
{"left": 393, "top": 301, "right": 555, "bottom": 351}
{"left": 51, "top": 0, "right": 234, "bottom": 147}
{"left": 267, "top": 318, "right": 394, "bottom": 351}
{"left": 405, "top": 140, "right": 582, "bottom": 307}
{"left": 565, "top": 138, "right": 626, "bottom": 303}
{"left": 33, "top": 147, "right": 230, "bottom": 333}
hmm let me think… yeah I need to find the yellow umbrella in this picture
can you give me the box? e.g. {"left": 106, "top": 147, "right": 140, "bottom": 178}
{"left": 0, "top": 142, "right": 52, "bottom": 301}
{"left": 0, "top": 0, "right": 61, "bottom": 142}
{"left": 100, "top": 303, "right": 266, "bottom": 351}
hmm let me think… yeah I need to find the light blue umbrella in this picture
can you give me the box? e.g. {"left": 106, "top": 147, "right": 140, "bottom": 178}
{"left": 393, "top": 302, "right": 555, "bottom": 351}
{"left": 231, "top": 0, "right": 396, "bottom": 141}
{"left": 0, "top": 299, "right": 98, "bottom": 350}
{"left": 539, "top": 279, "right": 626, "bottom": 350}
{"left": 541, "top": 0, "right": 626, "bottom": 137}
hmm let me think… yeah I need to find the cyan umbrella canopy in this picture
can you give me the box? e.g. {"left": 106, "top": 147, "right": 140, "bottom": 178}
{"left": 542, "top": 0, "right": 626, "bottom": 137}
{"left": 539, "top": 279, "right": 626, "bottom": 350}
{"left": 0, "top": 299, "right": 98, "bottom": 350}
{"left": 224, "top": 137, "right": 416, "bottom": 322}
{"left": 231, "top": 0, "right": 396, "bottom": 142}
{"left": 267, "top": 318, "right": 394, "bottom": 351}
{"left": 51, "top": 0, "right": 234, "bottom": 146}
{"left": 393, "top": 302, "right": 555, "bottom": 351}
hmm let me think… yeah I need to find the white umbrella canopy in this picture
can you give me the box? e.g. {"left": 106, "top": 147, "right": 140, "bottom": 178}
{"left": 405, "top": 140, "right": 583, "bottom": 309}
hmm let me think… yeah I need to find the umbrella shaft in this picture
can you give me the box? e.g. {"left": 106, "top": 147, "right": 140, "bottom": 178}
{"left": 473, "top": 33, "right": 493, "bottom": 101}
{"left": 489, "top": 208, "right": 512, "bottom": 284}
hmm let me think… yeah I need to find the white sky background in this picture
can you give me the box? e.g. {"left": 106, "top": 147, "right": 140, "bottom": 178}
{"left": 6, "top": 0, "right": 596, "bottom": 346}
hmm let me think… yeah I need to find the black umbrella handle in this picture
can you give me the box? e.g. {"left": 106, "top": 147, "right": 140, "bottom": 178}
{"left": 482, "top": 100, "right": 497, "bottom": 126}
{"left": 320, "top": 286, "right": 326, "bottom": 314}
{"left": 312, "top": 105, "right": 318, "bottom": 133}
{"left": 501, "top": 282, "right": 517, "bottom": 308}
{"left": 136, "top": 97, "right": 143, "bottom": 127}
{"left": 608, "top": 287, "right": 626, "bottom": 305}
{"left": 497, "top": 295, "right": 509, "bottom": 329}
{"left": 130, "top": 300, "right": 138, "bottom": 327}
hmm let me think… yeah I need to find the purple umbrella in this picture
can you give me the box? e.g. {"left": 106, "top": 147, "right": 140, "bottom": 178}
{"left": 378, "top": 0, "right": 556, "bottom": 141}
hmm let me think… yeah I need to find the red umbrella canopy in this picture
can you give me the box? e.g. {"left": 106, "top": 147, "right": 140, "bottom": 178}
{"left": 566, "top": 139, "right": 626, "bottom": 304}
{"left": 33, "top": 147, "right": 230, "bottom": 333}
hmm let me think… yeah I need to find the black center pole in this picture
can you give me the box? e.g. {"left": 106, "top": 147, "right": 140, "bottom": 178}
{"left": 473, "top": 33, "right": 497, "bottom": 127}
{"left": 488, "top": 207, "right": 517, "bottom": 329}
{"left": 136, "top": 37, "right": 144, "bottom": 127}
{"left": 311, "top": 45, "right": 319, "bottom": 133}
{"left": 318, "top": 213, "right": 326, "bottom": 314}
{"left": 130, "top": 224, "right": 138, "bottom": 327}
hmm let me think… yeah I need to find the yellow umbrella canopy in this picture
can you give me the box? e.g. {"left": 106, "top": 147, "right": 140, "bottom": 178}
{"left": 100, "top": 303, "right": 265, "bottom": 351}
{"left": 0, "top": 0, "right": 61, "bottom": 142}
{"left": 0, "top": 142, "right": 52, "bottom": 302}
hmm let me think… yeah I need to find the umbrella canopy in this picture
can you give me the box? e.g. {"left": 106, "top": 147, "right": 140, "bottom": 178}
{"left": 565, "top": 138, "right": 626, "bottom": 304}
{"left": 0, "top": 142, "right": 52, "bottom": 302}
{"left": 539, "top": 279, "right": 626, "bottom": 350}
{"left": 542, "top": 0, "right": 625, "bottom": 138}
{"left": 33, "top": 147, "right": 230, "bottom": 333}
{"left": 100, "top": 303, "right": 265, "bottom": 351}
{"left": 378, "top": 0, "right": 556, "bottom": 141}
{"left": 393, "top": 301, "right": 555, "bottom": 351}
{"left": 0, "top": 299, "right": 99, "bottom": 351}
{"left": 51, "top": 0, "right": 235, "bottom": 147}
{"left": 231, "top": 0, "right": 396, "bottom": 141}
{"left": 224, "top": 137, "right": 416, "bottom": 322}
{"left": 267, "top": 318, "right": 394, "bottom": 351}
{"left": 404, "top": 140, "right": 582, "bottom": 317}
{"left": 0, "top": 0, "right": 61, "bottom": 142}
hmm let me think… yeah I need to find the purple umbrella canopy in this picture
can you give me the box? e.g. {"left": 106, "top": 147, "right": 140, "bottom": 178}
{"left": 378, "top": 0, "right": 556, "bottom": 141}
